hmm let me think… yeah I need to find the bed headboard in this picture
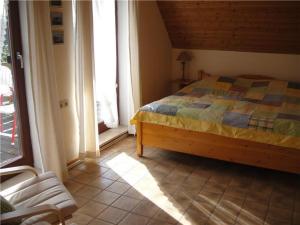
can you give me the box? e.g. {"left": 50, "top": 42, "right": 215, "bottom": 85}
{"left": 236, "top": 74, "right": 275, "bottom": 80}
{"left": 197, "top": 70, "right": 276, "bottom": 81}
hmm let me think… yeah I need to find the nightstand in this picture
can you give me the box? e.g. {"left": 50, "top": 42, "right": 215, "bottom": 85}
{"left": 171, "top": 79, "right": 196, "bottom": 93}
{"left": 180, "top": 79, "right": 196, "bottom": 88}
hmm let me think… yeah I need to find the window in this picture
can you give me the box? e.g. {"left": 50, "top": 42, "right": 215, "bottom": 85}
{"left": 0, "top": 1, "right": 33, "bottom": 168}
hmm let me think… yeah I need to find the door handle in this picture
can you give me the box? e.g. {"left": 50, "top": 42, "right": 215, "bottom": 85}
{"left": 16, "top": 52, "right": 24, "bottom": 69}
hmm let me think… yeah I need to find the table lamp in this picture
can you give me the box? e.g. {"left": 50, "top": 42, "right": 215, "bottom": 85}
{"left": 176, "top": 51, "right": 192, "bottom": 81}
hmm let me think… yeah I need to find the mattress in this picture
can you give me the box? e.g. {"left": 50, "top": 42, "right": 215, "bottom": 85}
{"left": 131, "top": 75, "right": 300, "bottom": 150}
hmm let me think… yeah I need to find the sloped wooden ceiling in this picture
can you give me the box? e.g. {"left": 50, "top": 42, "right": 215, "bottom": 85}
{"left": 157, "top": 1, "right": 300, "bottom": 54}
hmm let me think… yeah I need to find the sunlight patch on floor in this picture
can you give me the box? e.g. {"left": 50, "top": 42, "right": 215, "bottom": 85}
{"left": 106, "top": 152, "right": 185, "bottom": 222}
{"left": 106, "top": 152, "right": 268, "bottom": 225}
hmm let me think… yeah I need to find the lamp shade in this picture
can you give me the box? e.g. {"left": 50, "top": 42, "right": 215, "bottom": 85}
{"left": 176, "top": 51, "right": 192, "bottom": 62}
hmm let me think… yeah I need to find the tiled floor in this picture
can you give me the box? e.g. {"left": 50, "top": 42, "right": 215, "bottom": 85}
{"left": 65, "top": 136, "right": 300, "bottom": 225}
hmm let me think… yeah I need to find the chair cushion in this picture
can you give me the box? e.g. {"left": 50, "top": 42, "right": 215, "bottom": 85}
{"left": 0, "top": 172, "right": 78, "bottom": 224}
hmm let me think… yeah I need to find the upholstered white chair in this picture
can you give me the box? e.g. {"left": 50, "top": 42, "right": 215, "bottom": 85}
{"left": 0, "top": 166, "right": 78, "bottom": 225}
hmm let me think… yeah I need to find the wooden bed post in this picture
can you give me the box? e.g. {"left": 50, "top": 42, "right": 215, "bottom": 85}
{"left": 136, "top": 122, "right": 143, "bottom": 157}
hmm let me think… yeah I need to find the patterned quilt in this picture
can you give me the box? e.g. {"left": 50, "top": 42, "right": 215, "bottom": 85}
{"left": 131, "top": 76, "right": 300, "bottom": 150}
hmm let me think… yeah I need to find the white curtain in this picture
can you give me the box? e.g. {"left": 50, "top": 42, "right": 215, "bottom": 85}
{"left": 92, "top": 0, "right": 118, "bottom": 128}
{"left": 74, "top": 1, "right": 99, "bottom": 158}
{"left": 19, "top": 1, "right": 67, "bottom": 180}
{"left": 117, "top": 0, "right": 141, "bottom": 134}
{"left": 128, "top": 0, "right": 141, "bottom": 114}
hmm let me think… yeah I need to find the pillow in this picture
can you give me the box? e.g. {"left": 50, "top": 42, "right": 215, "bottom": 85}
{"left": 0, "top": 195, "right": 21, "bottom": 225}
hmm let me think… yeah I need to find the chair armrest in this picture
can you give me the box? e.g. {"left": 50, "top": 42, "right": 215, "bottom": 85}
{"left": 0, "top": 165, "right": 38, "bottom": 177}
{"left": 0, "top": 204, "right": 65, "bottom": 225}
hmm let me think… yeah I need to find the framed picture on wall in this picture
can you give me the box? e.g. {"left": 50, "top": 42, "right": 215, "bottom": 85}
{"left": 50, "top": 0, "right": 62, "bottom": 7}
{"left": 52, "top": 31, "right": 64, "bottom": 44}
{"left": 50, "top": 12, "right": 63, "bottom": 26}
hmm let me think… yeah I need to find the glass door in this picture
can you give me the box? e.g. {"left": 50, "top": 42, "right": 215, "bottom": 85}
{"left": 0, "top": 1, "right": 33, "bottom": 167}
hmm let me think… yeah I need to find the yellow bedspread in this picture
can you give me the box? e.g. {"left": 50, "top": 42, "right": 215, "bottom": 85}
{"left": 131, "top": 76, "right": 300, "bottom": 150}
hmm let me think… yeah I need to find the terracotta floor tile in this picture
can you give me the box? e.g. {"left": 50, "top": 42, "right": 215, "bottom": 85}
{"left": 169, "top": 190, "right": 193, "bottom": 210}
{"left": 88, "top": 177, "right": 114, "bottom": 190}
{"left": 184, "top": 173, "right": 207, "bottom": 188}
{"left": 197, "top": 190, "right": 223, "bottom": 206}
{"left": 266, "top": 206, "right": 293, "bottom": 223}
{"left": 72, "top": 173, "right": 96, "bottom": 184}
{"left": 270, "top": 192, "right": 294, "bottom": 211}
{"left": 147, "top": 219, "right": 174, "bottom": 225}
{"left": 264, "top": 217, "right": 291, "bottom": 225}
{"left": 245, "top": 191, "right": 271, "bottom": 205}
{"left": 241, "top": 201, "right": 268, "bottom": 220}
{"left": 159, "top": 181, "right": 180, "bottom": 193}
{"left": 208, "top": 212, "right": 236, "bottom": 225}
{"left": 77, "top": 201, "right": 108, "bottom": 217}
{"left": 101, "top": 170, "right": 120, "bottom": 181}
{"left": 111, "top": 195, "right": 140, "bottom": 211}
{"left": 94, "top": 190, "right": 121, "bottom": 205}
{"left": 178, "top": 183, "right": 201, "bottom": 197}
{"left": 228, "top": 176, "right": 253, "bottom": 189}
{"left": 117, "top": 177, "right": 128, "bottom": 184}
{"left": 66, "top": 212, "right": 93, "bottom": 225}
{"left": 75, "top": 186, "right": 102, "bottom": 199}
{"left": 219, "top": 195, "right": 244, "bottom": 209}
{"left": 209, "top": 174, "right": 232, "bottom": 185}
{"left": 293, "top": 212, "right": 300, "bottom": 225}
{"left": 68, "top": 168, "right": 83, "bottom": 178}
{"left": 165, "top": 171, "right": 188, "bottom": 184}
{"left": 73, "top": 195, "right": 90, "bottom": 208}
{"left": 88, "top": 219, "right": 114, "bottom": 225}
{"left": 201, "top": 181, "right": 227, "bottom": 194}
{"left": 75, "top": 163, "right": 108, "bottom": 175}
{"left": 132, "top": 199, "right": 160, "bottom": 217}
{"left": 106, "top": 181, "right": 130, "bottom": 195}
{"left": 236, "top": 211, "right": 265, "bottom": 225}
{"left": 97, "top": 206, "right": 128, "bottom": 224}
{"left": 64, "top": 180, "right": 83, "bottom": 194}
{"left": 118, "top": 213, "right": 149, "bottom": 225}
{"left": 223, "top": 186, "right": 248, "bottom": 200}
{"left": 123, "top": 187, "right": 145, "bottom": 200}
{"left": 153, "top": 209, "right": 180, "bottom": 224}
{"left": 216, "top": 198, "right": 242, "bottom": 220}
{"left": 180, "top": 204, "right": 210, "bottom": 225}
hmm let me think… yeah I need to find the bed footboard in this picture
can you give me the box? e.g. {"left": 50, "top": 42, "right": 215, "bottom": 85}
{"left": 136, "top": 122, "right": 300, "bottom": 174}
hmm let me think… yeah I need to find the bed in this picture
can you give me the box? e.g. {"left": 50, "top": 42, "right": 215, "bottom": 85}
{"left": 131, "top": 72, "right": 300, "bottom": 174}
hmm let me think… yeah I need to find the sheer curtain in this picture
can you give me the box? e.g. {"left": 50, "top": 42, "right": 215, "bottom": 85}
{"left": 128, "top": 0, "right": 141, "bottom": 114}
{"left": 74, "top": 0, "right": 99, "bottom": 158}
{"left": 92, "top": 0, "right": 118, "bottom": 128}
{"left": 19, "top": 1, "right": 67, "bottom": 180}
{"left": 117, "top": 0, "right": 141, "bottom": 134}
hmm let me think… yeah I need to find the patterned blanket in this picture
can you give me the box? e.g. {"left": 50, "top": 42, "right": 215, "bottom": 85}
{"left": 131, "top": 76, "right": 300, "bottom": 149}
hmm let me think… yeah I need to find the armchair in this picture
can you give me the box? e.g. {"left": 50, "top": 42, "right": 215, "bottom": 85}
{"left": 0, "top": 166, "right": 78, "bottom": 225}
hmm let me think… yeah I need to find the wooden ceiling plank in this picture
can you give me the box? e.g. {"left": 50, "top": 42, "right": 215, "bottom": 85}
{"left": 157, "top": 1, "right": 300, "bottom": 54}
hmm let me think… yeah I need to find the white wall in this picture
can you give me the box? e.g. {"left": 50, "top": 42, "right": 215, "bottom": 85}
{"left": 138, "top": 1, "right": 172, "bottom": 104}
{"left": 172, "top": 49, "right": 300, "bottom": 82}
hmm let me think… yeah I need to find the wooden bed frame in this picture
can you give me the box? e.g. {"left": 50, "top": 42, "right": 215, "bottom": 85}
{"left": 135, "top": 72, "right": 300, "bottom": 174}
